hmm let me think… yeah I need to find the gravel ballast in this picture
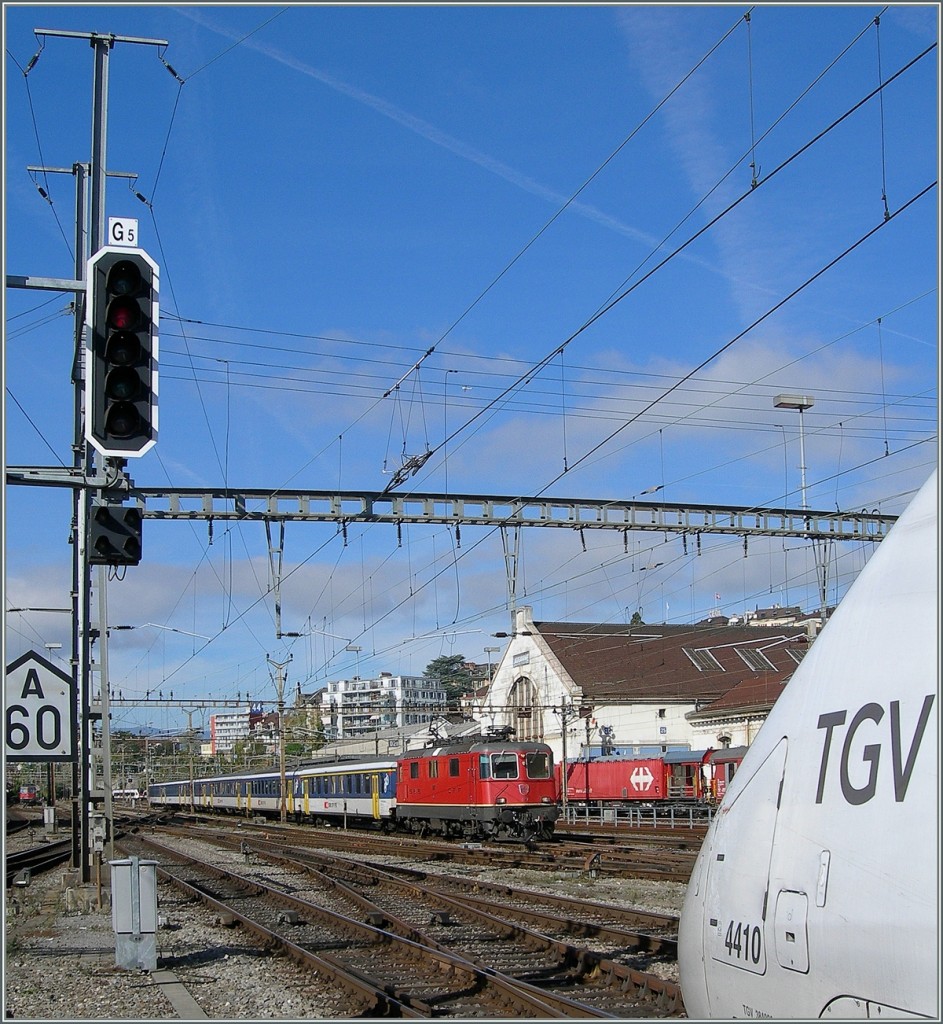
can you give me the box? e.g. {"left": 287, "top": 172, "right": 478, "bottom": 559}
{"left": 4, "top": 833, "right": 687, "bottom": 1020}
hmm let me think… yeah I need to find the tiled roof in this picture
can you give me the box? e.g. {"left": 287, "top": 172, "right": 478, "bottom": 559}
{"left": 532, "top": 620, "right": 808, "bottom": 703}
{"left": 687, "top": 675, "right": 790, "bottom": 717}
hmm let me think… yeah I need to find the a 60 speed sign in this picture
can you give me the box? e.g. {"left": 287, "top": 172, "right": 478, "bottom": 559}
{"left": 5, "top": 651, "right": 75, "bottom": 761}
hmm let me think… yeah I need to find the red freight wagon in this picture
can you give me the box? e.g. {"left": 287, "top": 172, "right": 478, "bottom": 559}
{"left": 708, "top": 746, "right": 749, "bottom": 801}
{"left": 664, "top": 748, "right": 714, "bottom": 800}
{"left": 561, "top": 757, "right": 669, "bottom": 803}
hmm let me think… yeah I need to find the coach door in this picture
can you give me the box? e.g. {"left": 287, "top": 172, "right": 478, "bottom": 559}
{"left": 371, "top": 772, "right": 380, "bottom": 819}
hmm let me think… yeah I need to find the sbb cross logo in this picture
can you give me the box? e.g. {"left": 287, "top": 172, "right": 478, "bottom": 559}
{"left": 630, "top": 765, "right": 655, "bottom": 791}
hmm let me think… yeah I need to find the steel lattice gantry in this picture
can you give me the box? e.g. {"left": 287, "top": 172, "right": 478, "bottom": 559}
{"left": 125, "top": 487, "right": 895, "bottom": 542}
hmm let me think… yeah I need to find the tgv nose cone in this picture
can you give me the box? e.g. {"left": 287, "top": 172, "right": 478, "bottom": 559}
{"left": 678, "top": 844, "right": 711, "bottom": 1018}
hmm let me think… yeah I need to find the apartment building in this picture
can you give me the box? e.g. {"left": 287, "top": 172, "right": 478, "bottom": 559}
{"left": 321, "top": 672, "right": 447, "bottom": 741}
{"left": 209, "top": 705, "right": 264, "bottom": 755}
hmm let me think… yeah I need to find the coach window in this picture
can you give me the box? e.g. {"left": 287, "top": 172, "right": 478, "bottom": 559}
{"left": 491, "top": 753, "right": 519, "bottom": 779}
{"left": 428, "top": 760, "right": 439, "bottom": 779}
{"left": 449, "top": 757, "right": 460, "bottom": 777}
{"left": 525, "top": 751, "right": 551, "bottom": 778}
{"left": 410, "top": 761, "right": 420, "bottom": 779}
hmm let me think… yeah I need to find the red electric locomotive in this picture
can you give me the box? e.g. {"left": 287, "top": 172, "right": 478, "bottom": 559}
{"left": 395, "top": 727, "right": 559, "bottom": 841}
{"left": 18, "top": 783, "right": 40, "bottom": 806}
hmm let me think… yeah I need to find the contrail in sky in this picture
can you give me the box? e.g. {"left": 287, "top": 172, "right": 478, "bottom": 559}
{"left": 175, "top": 7, "right": 660, "bottom": 248}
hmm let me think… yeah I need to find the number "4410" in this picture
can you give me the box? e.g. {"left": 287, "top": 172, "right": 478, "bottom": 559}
{"left": 725, "top": 920, "right": 762, "bottom": 964}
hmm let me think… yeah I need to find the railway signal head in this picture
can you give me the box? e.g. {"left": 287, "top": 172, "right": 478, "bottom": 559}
{"left": 86, "top": 246, "right": 159, "bottom": 457}
{"left": 88, "top": 501, "right": 143, "bottom": 566}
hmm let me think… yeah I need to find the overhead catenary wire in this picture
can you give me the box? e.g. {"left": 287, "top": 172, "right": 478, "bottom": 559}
{"left": 12, "top": 13, "right": 929, "bottom": 711}
{"left": 124, "top": 64, "right": 933, "bottom": 696}
{"left": 8, "top": 35, "right": 74, "bottom": 260}
{"left": 423, "top": 41, "right": 937, "bottom": 472}
{"left": 378, "top": 7, "right": 755, "bottom": 402}
{"left": 324, "top": 186, "right": 937, "bottom": 659}
{"left": 874, "top": 15, "right": 891, "bottom": 221}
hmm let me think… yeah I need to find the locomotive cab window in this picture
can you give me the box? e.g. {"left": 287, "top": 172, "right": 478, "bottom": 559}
{"left": 525, "top": 751, "right": 551, "bottom": 779}
{"left": 491, "top": 753, "right": 519, "bottom": 779}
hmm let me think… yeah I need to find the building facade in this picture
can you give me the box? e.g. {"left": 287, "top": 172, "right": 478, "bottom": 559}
{"left": 209, "top": 705, "right": 264, "bottom": 755}
{"left": 321, "top": 672, "right": 448, "bottom": 741}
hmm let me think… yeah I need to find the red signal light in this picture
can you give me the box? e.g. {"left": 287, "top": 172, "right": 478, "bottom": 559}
{"left": 107, "top": 297, "right": 140, "bottom": 331}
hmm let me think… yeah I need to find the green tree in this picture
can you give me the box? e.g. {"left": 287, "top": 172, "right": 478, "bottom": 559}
{"left": 630, "top": 610, "right": 645, "bottom": 625}
{"left": 231, "top": 737, "right": 268, "bottom": 764}
{"left": 424, "top": 654, "right": 473, "bottom": 703}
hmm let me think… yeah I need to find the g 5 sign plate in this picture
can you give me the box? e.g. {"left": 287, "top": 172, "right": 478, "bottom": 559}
{"left": 108, "top": 217, "right": 139, "bottom": 247}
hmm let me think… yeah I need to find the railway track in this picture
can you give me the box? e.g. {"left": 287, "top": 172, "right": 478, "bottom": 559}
{"left": 165, "top": 823, "right": 680, "bottom": 957}
{"left": 555, "top": 823, "right": 708, "bottom": 852}
{"left": 122, "top": 825, "right": 684, "bottom": 1016}
{"left": 5, "top": 838, "right": 72, "bottom": 888}
{"left": 175, "top": 813, "right": 696, "bottom": 881}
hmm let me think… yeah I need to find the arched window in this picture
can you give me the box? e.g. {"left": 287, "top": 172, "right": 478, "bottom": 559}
{"left": 507, "top": 676, "right": 542, "bottom": 740}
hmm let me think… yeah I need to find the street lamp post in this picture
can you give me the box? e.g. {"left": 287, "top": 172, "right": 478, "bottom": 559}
{"left": 774, "top": 394, "right": 814, "bottom": 510}
{"left": 484, "top": 646, "right": 500, "bottom": 679}
{"left": 774, "top": 394, "right": 827, "bottom": 622}
{"left": 345, "top": 644, "right": 363, "bottom": 678}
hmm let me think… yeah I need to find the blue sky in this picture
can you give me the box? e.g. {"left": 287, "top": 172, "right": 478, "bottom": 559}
{"left": 4, "top": 4, "right": 939, "bottom": 735}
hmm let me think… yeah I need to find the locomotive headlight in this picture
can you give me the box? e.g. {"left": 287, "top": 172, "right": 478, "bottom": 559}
{"left": 541, "top": 796, "right": 551, "bottom": 803}
{"left": 495, "top": 797, "right": 507, "bottom": 805}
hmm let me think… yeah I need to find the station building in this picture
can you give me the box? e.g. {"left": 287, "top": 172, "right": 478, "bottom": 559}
{"left": 479, "top": 605, "right": 811, "bottom": 763}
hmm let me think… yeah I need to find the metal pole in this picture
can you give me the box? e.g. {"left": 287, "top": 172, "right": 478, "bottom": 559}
{"left": 98, "top": 567, "right": 114, "bottom": 863}
{"left": 584, "top": 715, "right": 591, "bottom": 809}
{"left": 797, "top": 406, "right": 808, "bottom": 511}
{"left": 184, "top": 709, "right": 197, "bottom": 812}
{"left": 267, "top": 656, "right": 291, "bottom": 823}
{"left": 70, "top": 161, "right": 88, "bottom": 874}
